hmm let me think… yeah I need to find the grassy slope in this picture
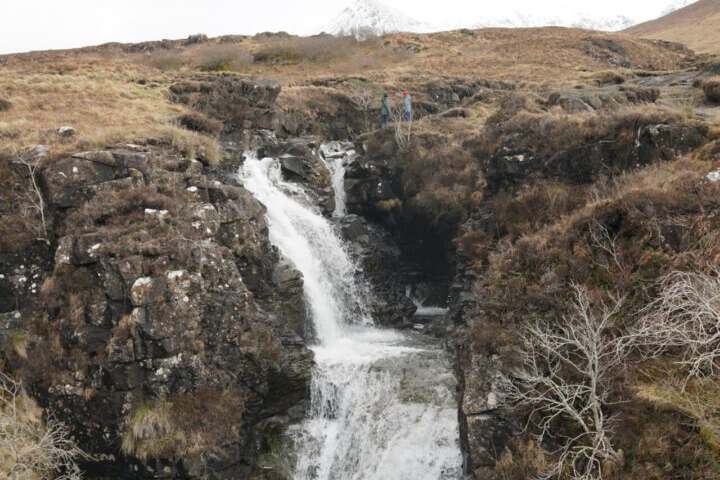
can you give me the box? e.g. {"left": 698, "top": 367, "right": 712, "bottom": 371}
{"left": 1, "top": 27, "right": 718, "bottom": 479}
{"left": 0, "top": 27, "right": 692, "bottom": 158}
{"left": 627, "top": 0, "right": 720, "bottom": 54}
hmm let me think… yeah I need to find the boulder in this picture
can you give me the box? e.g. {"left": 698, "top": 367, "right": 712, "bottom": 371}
{"left": 57, "top": 126, "right": 76, "bottom": 138}
{"left": 41, "top": 156, "right": 122, "bottom": 208}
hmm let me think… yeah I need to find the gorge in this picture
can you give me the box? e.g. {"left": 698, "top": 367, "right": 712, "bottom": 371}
{"left": 240, "top": 153, "right": 462, "bottom": 479}
{"left": 2, "top": 23, "right": 720, "bottom": 480}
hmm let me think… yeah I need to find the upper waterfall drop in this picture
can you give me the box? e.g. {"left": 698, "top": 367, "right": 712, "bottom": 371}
{"left": 239, "top": 152, "right": 463, "bottom": 480}
{"left": 320, "top": 141, "right": 355, "bottom": 218}
{"left": 240, "top": 154, "right": 369, "bottom": 344}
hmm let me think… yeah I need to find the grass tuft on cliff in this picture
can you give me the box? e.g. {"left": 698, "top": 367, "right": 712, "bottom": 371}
{"left": 122, "top": 389, "right": 246, "bottom": 462}
{"left": 0, "top": 374, "right": 85, "bottom": 479}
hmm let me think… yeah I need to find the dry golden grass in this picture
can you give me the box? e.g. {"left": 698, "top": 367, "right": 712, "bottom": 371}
{"left": 122, "top": 389, "right": 246, "bottom": 462}
{"left": 627, "top": 0, "right": 720, "bottom": 54}
{"left": 0, "top": 54, "right": 218, "bottom": 160}
{"left": 0, "top": 27, "right": 695, "bottom": 159}
{"left": 0, "top": 374, "right": 84, "bottom": 480}
{"left": 636, "top": 378, "right": 720, "bottom": 454}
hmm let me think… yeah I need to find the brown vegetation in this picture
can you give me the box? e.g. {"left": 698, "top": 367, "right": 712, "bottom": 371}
{"left": 121, "top": 388, "right": 246, "bottom": 462}
{"left": 0, "top": 374, "right": 85, "bottom": 479}
{"left": 626, "top": 0, "right": 720, "bottom": 54}
{"left": 703, "top": 77, "right": 720, "bottom": 103}
{"left": 178, "top": 112, "right": 224, "bottom": 136}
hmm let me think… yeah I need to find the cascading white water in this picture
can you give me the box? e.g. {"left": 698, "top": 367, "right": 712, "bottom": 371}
{"left": 320, "top": 142, "right": 354, "bottom": 218}
{"left": 240, "top": 154, "right": 462, "bottom": 480}
{"left": 406, "top": 286, "right": 450, "bottom": 317}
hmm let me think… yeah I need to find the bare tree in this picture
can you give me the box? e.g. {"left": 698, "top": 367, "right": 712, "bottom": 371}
{"left": 634, "top": 270, "right": 720, "bottom": 381}
{"left": 503, "top": 285, "right": 627, "bottom": 480}
{"left": 351, "top": 88, "right": 373, "bottom": 134}
{"left": 0, "top": 373, "right": 86, "bottom": 479}
{"left": 588, "top": 221, "right": 625, "bottom": 276}
{"left": 391, "top": 103, "right": 412, "bottom": 152}
{"left": 14, "top": 153, "right": 50, "bottom": 245}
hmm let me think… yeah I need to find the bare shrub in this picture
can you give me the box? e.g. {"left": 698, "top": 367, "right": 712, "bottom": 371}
{"left": 13, "top": 149, "right": 50, "bottom": 245}
{"left": 177, "top": 112, "right": 223, "bottom": 136}
{"left": 135, "top": 50, "right": 186, "bottom": 71}
{"left": 351, "top": 88, "right": 373, "bottom": 133}
{"left": 191, "top": 44, "right": 252, "bottom": 72}
{"left": 634, "top": 270, "right": 720, "bottom": 380}
{"left": 0, "top": 98, "right": 12, "bottom": 112}
{"left": 588, "top": 220, "right": 626, "bottom": 276}
{"left": 0, "top": 373, "right": 85, "bottom": 479}
{"left": 703, "top": 77, "right": 720, "bottom": 103}
{"left": 253, "top": 36, "right": 360, "bottom": 65}
{"left": 391, "top": 104, "right": 412, "bottom": 152}
{"left": 503, "top": 286, "right": 628, "bottom": 480}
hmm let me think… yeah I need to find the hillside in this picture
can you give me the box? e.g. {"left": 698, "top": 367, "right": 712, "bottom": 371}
{"left": 2, "top": 25, "right": 720, "bottom": 480}
{"left": 627, "top": 0, "right": 720, "bottom": 53}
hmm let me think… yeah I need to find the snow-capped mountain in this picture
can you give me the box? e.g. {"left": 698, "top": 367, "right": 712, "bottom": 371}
{"left": 323, "top": 0, "right": 702, "bottom": 39}
{"left": 471, "top": 1, "right": 701, "bottom": 32}
{"left": 474, "top": 12, "right": 635, "bottom": 32}
{"left": 324, "top": 0, "right": 433, "bottom": 40}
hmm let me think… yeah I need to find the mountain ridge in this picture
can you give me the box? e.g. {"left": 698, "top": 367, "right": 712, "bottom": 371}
{"left": 626, "top": 0, "right": 719, "bottom": 53}
{"left": 324, "top": 0, "right": 703, "bottom": 38}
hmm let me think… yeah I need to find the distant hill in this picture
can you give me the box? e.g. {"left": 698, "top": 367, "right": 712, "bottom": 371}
{"left": 626, "top": 0, "right": 719, "bottom": 53}
{"left": 324, "top": 0, "right": 702, "bottom": 39}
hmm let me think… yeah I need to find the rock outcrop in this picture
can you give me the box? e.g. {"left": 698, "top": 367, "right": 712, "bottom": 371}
{"left": 2, "top": 145, "right": 313, "bottom": 479}
{"left": 1, "top": 77, "right": 314, "bottom": 479}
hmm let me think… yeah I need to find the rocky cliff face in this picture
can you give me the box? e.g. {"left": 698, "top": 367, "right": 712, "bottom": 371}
{"left": 1, "top": 78, "right": 313, "bottom": 479}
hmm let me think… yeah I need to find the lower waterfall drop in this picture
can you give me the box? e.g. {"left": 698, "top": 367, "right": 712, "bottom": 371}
{"left": 240, "top": 154, "right": 463, "bottom": 480}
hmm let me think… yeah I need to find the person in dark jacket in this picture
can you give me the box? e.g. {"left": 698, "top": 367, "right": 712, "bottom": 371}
{"left": 381, "top": 93, "right": 390, "bottom": 128}
{"left": 403, "top": 90, "right": 412, "bottom": 122}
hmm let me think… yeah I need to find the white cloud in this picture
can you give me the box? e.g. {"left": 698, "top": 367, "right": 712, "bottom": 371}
{"left": 0, "top": 0, "right": 686, "bottom": 55}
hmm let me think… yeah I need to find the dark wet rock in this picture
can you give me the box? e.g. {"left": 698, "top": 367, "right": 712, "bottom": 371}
{"left": 338, "top": 214, "right": 415, "bottom": 328}
{"left": 0, "top": 97, "right": 13, "bottom": 112}
{"left": 546, "top": 85, "right": 660, "bottom": 113}
{"left": 6, "top": 145, "right": 312, "bottom": 479}
{"left": 170, "top": 76, "right": 280, "bottom": 133}
{"left": 259, "top": 137, "right": 335, "bottom": 215}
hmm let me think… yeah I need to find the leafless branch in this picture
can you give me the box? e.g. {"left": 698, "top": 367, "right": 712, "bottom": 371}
{"left": 14, "top": 155, "right": 50, "bottom": 245}
{"left": 503, "top": 285, "right": 627, "bottom": 480}
{"left": 0, "top": 373, "right": 86, "bottom": 479}
{"left": 391, "top": 104, "right": 412, "bottom": 152}
{"left": 633, "top": 270, "right": 720, "bottom": 381}
{"left": 351, "top": 88, "right": 373, "bottom": 134}
{"left": 588, "top": 221, "right": 625, "bottom": 275}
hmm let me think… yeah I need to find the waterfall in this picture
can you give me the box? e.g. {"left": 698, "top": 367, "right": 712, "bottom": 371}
{"left": 240, "top": 154, "right": 462, "bottom": 480}
{"left": 320, "top": 142, "right": 354, "bottom": 218}
{"left": 406, "top": 286, "right": 450, "bottom": 317}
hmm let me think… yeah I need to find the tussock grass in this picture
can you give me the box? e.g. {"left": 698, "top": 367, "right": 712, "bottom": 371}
{"left": 703, "top": 77, "right": 720, "bottom": 103}
{"left": 637, "top": 378, "right": 720, "bottom": 453}
{"left": 0, "top": 58, "right": 218, "bottom": 159}
{"left": 122, "top": 389, "right": 246, "bottom": 462}
{"left": 0, "top": 374, "right": 85, "bottom": 480}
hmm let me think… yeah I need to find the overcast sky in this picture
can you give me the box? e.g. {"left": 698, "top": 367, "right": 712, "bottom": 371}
{"left": 1, "top": 0, "right": 678, "bottom": 55}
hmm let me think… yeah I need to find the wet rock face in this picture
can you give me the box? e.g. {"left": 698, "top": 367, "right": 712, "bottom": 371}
{"left": 6, "top": 145, "right": 312, "bottom": 478}
{"left": 258, "top": 137, "right": 335, "bottom": 215}
{"left": 476, "top": 119, "right": 710, "bottom": 191}
{"left": 338, "top": 214, "right": 416, "bottom": 328}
